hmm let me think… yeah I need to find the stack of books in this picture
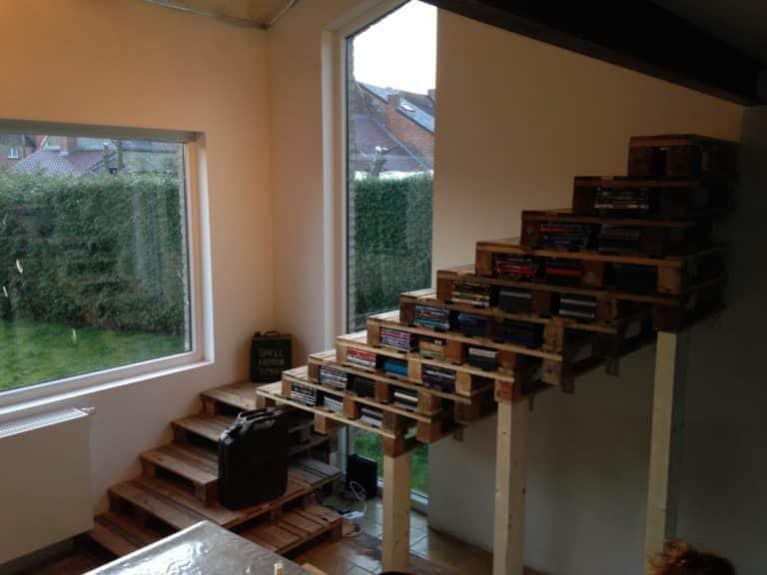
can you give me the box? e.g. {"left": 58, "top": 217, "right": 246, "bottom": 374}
{"left": 360, "top": 406, "right": 383, "bottom": 428}
{"left": 419, "top": 336, "right": 447, "bottom": 361}
{"left": 290, "top": 383, "right": 317, "bottom": 407}
{"left": 449, "top": 282, "right": 493, "bottom": 307}
{"left": 493, "top": 255, "right": 540, "bottom": 280}
{"left": 494, "top": 320, "right": 543, "bottom": 348}
{"left": 497, "top": 287, "right": 532, "bottom": 314}
{"left": 538, "top": 222, "right": 591, "bottom": 250}
{"left": 380, "top": 327, "right": 417, "bottom": 352}
{"left": 598, "top": 225, "right": 642, "bottom": 254}
{"left": 468, "top": 347, "right": 498, "bottom": 371}
{"left": 382, "top": 358, "right": 408, "bottom": 378}
{"left": 322, "top": 395, "right": 344, "bottom": 414}
{"left": 393, "top": 388, "right": 419, "bottom": 411}
{"left": 319, "top": 365, "right": 348, "bottom": 391}
{"left": 351, "top": 375, "right": 376, "bottom": 398}
{"left": 346, "top": 348, "right": 377, "bottom": 370}
{"left": 545, "top": 259, "right": 584, "bottom": 284}
{"left": 421, "top": 364, "right": 457, "bottom": 393}
{"left": 414, "top": 305, "right": 451, "bottom": 331}
{"left": 558, "top": 294, "right": 597, "bottom": 322}
{"left": 457, "top": 313, "right": 489, "bottom": 337}
{"left": 594, "top": 188, "right": 651, "bottom": 213}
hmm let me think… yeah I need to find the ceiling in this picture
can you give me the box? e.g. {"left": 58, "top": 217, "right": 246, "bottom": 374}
{"left": 652, "top": 0, "right": 767, "bottom": 66}
{"left": 141, "top": 0, "right": 297, "bottom": 28}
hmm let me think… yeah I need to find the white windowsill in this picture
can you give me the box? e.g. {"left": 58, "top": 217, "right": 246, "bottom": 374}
{"left": 0, "top": 357, "right": 213, "bottom": 422}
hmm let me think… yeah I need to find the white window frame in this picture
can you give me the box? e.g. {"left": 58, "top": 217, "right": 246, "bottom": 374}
{"left": 7, "top": 146, "right": 20, "bottom": 160}
{"left": 0, "top": 121, "right": 213, "bottom": 414}
{"left": 323, "top": 0, "right": 430, "bottom": 510}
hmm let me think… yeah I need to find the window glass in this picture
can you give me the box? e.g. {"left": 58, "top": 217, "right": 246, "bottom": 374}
{"left": 0, "top": 130, "right": 191, "bottom": 393}
{"left": 345, "top": 0, "right": 437, "bottom": 497}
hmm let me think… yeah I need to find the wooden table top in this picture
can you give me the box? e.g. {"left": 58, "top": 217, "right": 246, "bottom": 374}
{"left": 84, "top": 520, "right": 313, "bottom": 575}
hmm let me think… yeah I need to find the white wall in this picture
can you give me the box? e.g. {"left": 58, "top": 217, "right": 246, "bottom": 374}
{"left": 0, "top": 0, "right": 273, "bottom": 510}
{"left": 428, "top": 10, "right": 750, "bottom": 575}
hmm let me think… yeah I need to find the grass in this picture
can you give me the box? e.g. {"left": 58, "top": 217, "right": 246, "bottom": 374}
{"left": 354, "top": 431, "right": 429, "bottom": 495}
{"left": 0, "top": 319, "right": 186, "bottom": 392}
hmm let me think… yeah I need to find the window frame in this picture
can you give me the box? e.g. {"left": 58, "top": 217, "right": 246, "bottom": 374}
{"left": 324, "top": 0, "right": 433, "bottom": 506}
{"left": 0, "top": 120, "right": 212, "bottom": 411}
{"left": 7, "top": 147, "right": 19, "bottom": 160}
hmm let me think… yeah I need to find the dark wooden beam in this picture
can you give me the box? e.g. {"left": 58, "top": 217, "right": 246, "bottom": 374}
{"left": 424, "top": 0, "right": 764, "bottom": 105}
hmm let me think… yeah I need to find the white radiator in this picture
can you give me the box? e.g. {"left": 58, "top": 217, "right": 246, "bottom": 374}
{"left": 0, "top": 408, "right": 94, "bottom": 565}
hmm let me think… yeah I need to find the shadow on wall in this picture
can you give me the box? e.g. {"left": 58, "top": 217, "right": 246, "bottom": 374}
{"left": 676, "top": 106, "right": 767, "bottom": 572}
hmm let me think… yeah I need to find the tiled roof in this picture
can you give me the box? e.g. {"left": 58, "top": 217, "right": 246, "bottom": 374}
{"left": 13, "top": 150, "right": 104, "bottom": 176}
{"left": 397, "top": 97, "right": 435, "bottom": 133}
{"left": 350, "top": 114, "right": 430, "bottom": 173}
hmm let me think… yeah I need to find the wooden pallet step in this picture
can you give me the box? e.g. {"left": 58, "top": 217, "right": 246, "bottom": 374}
{"left": 171, "top": 414, "right": 234, "bottom": 443}
{"left": 288, "top": 459, "right": 340, "bottom": 490}
{"left": 474, "top": 237, "right": 726, "bottom": 296}
{"left": 89, "top": 512, "right": 166, "bottom": 557}
{"left": 239, "top": 504, "right": 342, "bottom": 555}
{"left": 520, "top": 209, "right": 711, "bottom": 257}
{"left": 109, "top": 480, "right": 206, "bottom": 530}
{"left": 308, "top": 349, "right": 476, "bottom": 405}
{"left": 200, "top": 382, "right": 263, "bottom": 414}
{"left": 337, "top": 330, "right": 544, "bottom": 395}
{"left": 140, "top": 443, "right": 218, "bottom": 503}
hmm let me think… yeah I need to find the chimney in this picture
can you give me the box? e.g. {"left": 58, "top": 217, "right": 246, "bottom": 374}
{"left": 60, "top": 137, "right": 78, "bottom": 157}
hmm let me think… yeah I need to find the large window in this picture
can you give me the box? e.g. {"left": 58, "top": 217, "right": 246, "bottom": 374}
{"left": 0, "top": 126, "right": 194, "bottom": 396}
{"left": 344, "top": 0, "right": 436, "bottom": 497}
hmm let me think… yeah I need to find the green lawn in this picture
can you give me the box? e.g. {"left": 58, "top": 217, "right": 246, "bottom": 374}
{"left": 0, "top": 319, "right": 186, "bottom": 392}
{"left": 354, "top": 431, "right": 429, "bottom": 495}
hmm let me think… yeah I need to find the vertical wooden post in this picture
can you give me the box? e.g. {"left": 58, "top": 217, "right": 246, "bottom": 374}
{"left": 644, "top": 331, "right": 689, "bottom": 567}
{"left": 493, "top": 399, "right": 529, "bottom": 575}
{"left": 382, "top": 452, "right": 411, "bottom": 572}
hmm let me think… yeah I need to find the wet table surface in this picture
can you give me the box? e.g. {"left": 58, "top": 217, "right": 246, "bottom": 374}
{"left": 84, "top": 521, "right": 313, "bottom": 575}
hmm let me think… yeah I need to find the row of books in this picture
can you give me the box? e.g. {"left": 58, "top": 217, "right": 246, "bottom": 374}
{"left": 382, "top": 358, "right": 408, "bottom": 378}
{"left": 419, "top": 336, "right": 447, "bottom": 361}
{"left": 421, "top": 364, "right": 456, "bottom": 393}
{"left": 360, "top": 406, "right": 383, "bottom": 428}
{"left": 290, "top": 383, "right": 318, "bottom": 407}
{"left": 467, "top": 346, "right": 498, "bottom": 371}
{"left": 380, "top": 327, "right": 417, "bottom": 352}
{"left": 319, "top": 365, "right": 348, "bottom": 391}
{"left": 393, "top": 388, "right": 419, "bottom": 411}
{"left": 322, "top": 395, "right": 344, "bottom": 414}
{"left": 594, "top": 188, "right": 652, "bottom": 213}
{"left": 414, "top": 304, "right": 451, "bottom": 331}
{"left": 493, "top": 255, "right": 540, "bottom": 280}
{"left": 346, "top": 347, "right": 377, "bottom": 370}
{"left": 538, "top": 222, "right": 590, "bottom": 250}
{"left": 449, "top": 281, "right": 493, "bottom": 307}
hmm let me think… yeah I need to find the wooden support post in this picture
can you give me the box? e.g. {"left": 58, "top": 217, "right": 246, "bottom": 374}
{"left": 493, "top": 399, "right": 529, "bottom": 575}
{"left": 644, "top": 331, "right": 689, "bottom": 568}
{"left": 382, "top": 452, "right": 411, "bottom": 572}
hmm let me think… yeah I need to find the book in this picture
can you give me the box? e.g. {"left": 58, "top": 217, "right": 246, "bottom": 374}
{"left": 346, "top": 347, "right": 377, "bottom": 370}
{"left": 414, "top": 305, "right": 451, "bottom": 331}
{"left": 380, "top": 327, "right": 418, "bottom": 352}
{"left": 319, "top": 365, "right": 348, "bottom": 390}
{"left": 419, "top": 336, "right": 447, "bottom": 361}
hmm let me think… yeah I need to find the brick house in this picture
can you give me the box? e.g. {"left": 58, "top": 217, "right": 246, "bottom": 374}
{"left": 348, "top": 80, "right": 435, "bottom": 177}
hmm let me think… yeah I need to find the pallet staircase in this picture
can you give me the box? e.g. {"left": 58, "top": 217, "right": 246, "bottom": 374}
{"left": 84, "top": 382, "right": 343, "bottom": 564}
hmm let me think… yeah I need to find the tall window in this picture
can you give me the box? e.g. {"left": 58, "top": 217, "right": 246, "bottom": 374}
{"left": 345, "top": 1, "right": 437, "bottom": 497}
{"left": 0, "top": 127, "right": 192, "bottom": 396}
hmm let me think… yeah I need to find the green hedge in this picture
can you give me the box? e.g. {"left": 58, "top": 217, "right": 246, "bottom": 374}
{"left": 350, "top": 174, "right": 432, "bottom": 328}
{"left": 0, "top": 172, "right": 186, "bottom": 334}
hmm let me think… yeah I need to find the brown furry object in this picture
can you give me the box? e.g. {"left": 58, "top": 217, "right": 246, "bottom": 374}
{"left": 649, "top": 541, "right": 735, "bottom": 575}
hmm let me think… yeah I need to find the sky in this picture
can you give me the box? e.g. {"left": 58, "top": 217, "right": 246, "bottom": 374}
{"left": 352, "top": 1, "right": 437, "bottom": 95}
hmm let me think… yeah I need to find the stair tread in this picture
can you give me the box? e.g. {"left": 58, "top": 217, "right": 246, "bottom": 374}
{"left": 288, "top": 458, "right": 341, "bottom": 489}
{"left": 111, "top": 472, "right": 313, "bottom": 530}
{"left": 109, "top": 480, "right": 207, "bottom": 530}
{"left": 171, "top": 414, "right": 234, "bottom": 442}
{"left": 239, "top": 505, "right": 341, "bottom": 554}
{"left": 201, "top": 383, "right": 263, "bottom": 411}
{"left": 141, "top": 443, "right": 218, "bottom": 487}
{"left": 90, "top": 512, "right": 166, "bottom": 557}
